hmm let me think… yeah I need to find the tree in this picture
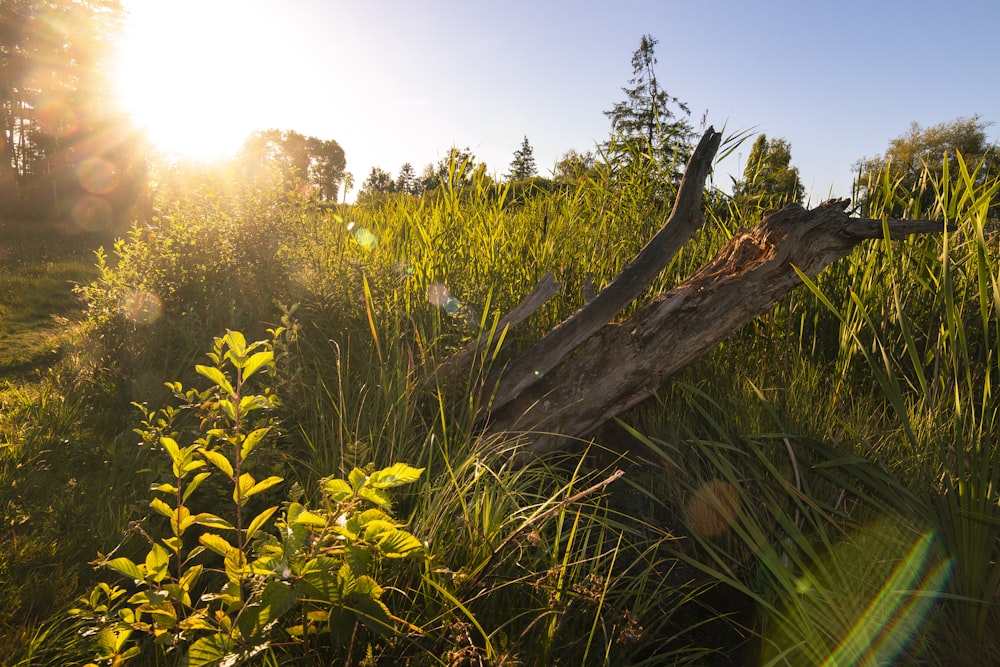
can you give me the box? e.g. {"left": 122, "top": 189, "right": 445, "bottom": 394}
{"left": 440, "top": 128, "right": 944, "bottom": 458}
{"left": 507, "top": 136, "right": 537, "bottom": 180}
{"left": 732, "top": 134, "right": 804, "bottom": 210}
{"left": 358, "top": 166, "right": 396, "bottom": 199}
{"left": 603, "top": 34, "right": 693, "bottom": 179}
{"left": 553, "top": 149, "right": 597, "bottom": 184}
{"left": 0, "top": 0, "right": 144, "bottom": 223}
{"left": 855, "top": 116, "right": 999, "bottom": 216}
{"left": 395, "top": 162, "right": 421, "bottom": 195}
{"left": 239, "top": 129, "right": 346, "bottom": 202}
{"left": 421, "top": 146, "right": 479, "bottom": 191}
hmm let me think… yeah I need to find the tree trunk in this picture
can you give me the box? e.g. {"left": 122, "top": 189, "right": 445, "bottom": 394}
{"left": 474, "top": 127, "right": 945, "bottom": 458}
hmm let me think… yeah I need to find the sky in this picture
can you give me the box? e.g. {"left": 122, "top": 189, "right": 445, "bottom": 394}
{"left": 114, "top": 0, "right": 1000, "bottom": 203}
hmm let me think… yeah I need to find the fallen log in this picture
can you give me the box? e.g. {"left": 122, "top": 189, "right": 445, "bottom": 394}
{"left": 477, "top": 134, "right": 945, "bottom": 456}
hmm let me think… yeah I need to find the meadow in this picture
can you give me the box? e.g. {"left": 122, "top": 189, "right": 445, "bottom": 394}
{"left": 0, "top": 147, "right": 997, "bottom": 666}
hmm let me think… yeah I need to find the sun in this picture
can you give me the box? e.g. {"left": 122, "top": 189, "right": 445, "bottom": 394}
{"left": 113, "top": 1, "right": 281, "bottom": 161}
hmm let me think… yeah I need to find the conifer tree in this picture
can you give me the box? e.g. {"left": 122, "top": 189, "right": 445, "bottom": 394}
{"left": 508, "top": 136, "right": 538, "bottom": 180}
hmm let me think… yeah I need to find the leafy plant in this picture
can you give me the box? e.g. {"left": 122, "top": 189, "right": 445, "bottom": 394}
{"left": 71, "top": 330, "right": 426, "bottom": 666}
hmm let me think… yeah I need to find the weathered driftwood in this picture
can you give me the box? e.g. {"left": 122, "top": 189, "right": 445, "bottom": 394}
{"left": 471, "top": 126, "right": 945, "bottom": 457}
{"left": 487, "top": 128, "right": 723, "bottom": 413}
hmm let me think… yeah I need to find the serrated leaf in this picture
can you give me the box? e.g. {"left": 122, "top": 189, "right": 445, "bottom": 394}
{"left": 195, "top": 364, "right": 235, "bottom": 397}
{"left": 357, "top": 486, "right": 392, "bottom": 509}
{"left": 350, "top": 593, "right": 394, "bottom": 637}
{"left": 368, "top": 463, "right": 425, "bottom": 489}
{"left": 291, "top": 509, "right": 327, "bottom": 527}
{"left": 323, "top": 478, "right": 352, "bottom": 502}
{"left": 186, "top": 633, "right": 233, "bottom": 667}
{"left": 246, "top": 506, "right": 279, "bottom": 542}
{"left": 105, "top": 557, "right": 143, "bottom": 581}
{"left": 345, "top": 545, "right": 371, "bottom": 576}
{"left": 242, "top": 350, "right": 273, "bottom": 380}
{"left": 239, "top": 580, "right": 298, "bottom": 638}
{"left": 240, "top": 426, "right": 271, "bottom": 459}
{"left": 348, "top": 468, "right": 368, "bottom": 491}
{"left": 201, "top": 449, "right": 233, "bottom": 478}
{"left": 199, "top": 532, "right": 234, "bottom": 557}
{"left": 361, "top": 519, "right": 397, "bottom": 539}
{"left": 377, "top": 529, "right": 424, "bottom": 558}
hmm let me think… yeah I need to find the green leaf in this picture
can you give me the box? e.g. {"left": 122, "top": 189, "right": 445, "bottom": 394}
{"left": 224, "top": 330, "right": 248, "bottom": 359}
{"left": 163, "top": 536, "right": 183, "bottom": 553}
{"left": 182, "top": 471, "right": 212, "bottom": 503}
{"left": 350, "top": 591, "right": 395, "bottom": 637}
{"left": 195, "top": 364, "right": 235, "bottom": 397}
{"left": 145, "top": 544, "right": 170, "bottom": 583}
{"left": 234, "top": 472, "right": 255, "bottom": 505}
{"left": 300, "top": 557, "right": 343, "bottom": 602}
{"left": 246, "top": 506, "right": 279, "bottom": 542}
{"left": 368, "top": 463, "right": 425, "bottom": 489}
{"left": 361, "top": 519, "right": 397, "bottom": 539}
{"left": 247, "top": 475, "right": 283, "bottom": 498}
{"left": 224, "top": 549, "right": 248, "bottom": 586}
{"left": 201, "top": 449, "right": 233, "bottom": 478}
{"left": 199, "top": 533, "right": 234, "bottom": 557}
{"left": 348, "top": 468, "right": 368, "bottom": 491}
{"left": 240, "top": 426, "right": 271, "bottom": 459}
{"left": 160, "top": 436, "right": 181, "bottom": 464}
{"left": 323, "top": 478, "right": 353, "bottom": 502}
{"left": 291, "top": 509, "right": 327, "bottom": 527}
{"left": 218, "top": 398, "right": 237, "bottom": 422}
{"left": 150, "top": 497, "right": 173, "bottom": 519}
{"left": 179, "top": 564, "right": 203, "bottom": 592}
{"left": 345, "top": 545, "right": 371, "bottom": 576}
{"left": 242, "top": 350, "right": 273, "bottom": 381}
{"left": 105, "top": 557, "right": 143, "bottom": 581}
{"left": 357, "top": 486, "right": 392, "bottom": 509}
{"left": 194, "top": 513, "right": 235, "bottom": 530}
{"left": 238, "top": 580, "right": 299, "bottom": 639}
{"left": 185, "top": 633, "right": 234, "bottom": 667}
{"left": 377, "top": 529, "right": 424, "bottom": 558}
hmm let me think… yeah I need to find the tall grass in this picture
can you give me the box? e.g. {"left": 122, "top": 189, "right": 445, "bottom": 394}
{"left": 2, "top": 142, "right": 998, "bottom": 664}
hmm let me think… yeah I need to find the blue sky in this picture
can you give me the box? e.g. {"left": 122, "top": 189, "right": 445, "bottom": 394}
{"left": 117, "top": 0, "right": 999, "bottom": 201}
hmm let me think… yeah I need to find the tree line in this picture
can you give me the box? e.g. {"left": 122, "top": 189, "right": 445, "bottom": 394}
{"left": 1, "top": 3, "right": 995, "bottom": 226}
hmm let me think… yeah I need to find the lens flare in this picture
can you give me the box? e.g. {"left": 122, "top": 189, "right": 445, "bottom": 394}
{"left": 685, "top": 479, "right": 741, "bottom": 538}
{"left": 71, "top": 195, "right": 113, "bottom": 232}
{"left": 77, "top": 158, "right": 120, "bottom": 195}
{"left": 120, "top": 289, "right": 163, "bottom": 325}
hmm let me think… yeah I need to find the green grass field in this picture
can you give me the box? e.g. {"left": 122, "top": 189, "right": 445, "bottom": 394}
{"left": 0, "top": 152, "right": 998, "bottom": 666}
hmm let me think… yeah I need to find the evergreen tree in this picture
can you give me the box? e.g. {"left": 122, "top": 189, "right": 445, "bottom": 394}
{"left": 603, "top": 34, "right": 692, "bottom": 178}
{"left": 507, "top": 136, "right": 537, "bottom": 180}
{"left": 396, "top": 162, "right": 421, "bottom": 195}
{"left": 732, "top": 134, "right": 804, "bottom": 210}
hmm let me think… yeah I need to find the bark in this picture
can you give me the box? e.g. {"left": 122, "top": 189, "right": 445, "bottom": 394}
{"left": 487, "top": 127, "right": 723, "bottom": 413}
{"left": 482, "top": 200, "right": 944, "bottom": 457}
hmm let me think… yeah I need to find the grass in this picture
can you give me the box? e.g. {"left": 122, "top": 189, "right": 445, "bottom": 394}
{"left": 0, "top": 221, "right": 103, "bottom": 375}
{"left": 0, "top": 147, "right": 998, "bottom": 665}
